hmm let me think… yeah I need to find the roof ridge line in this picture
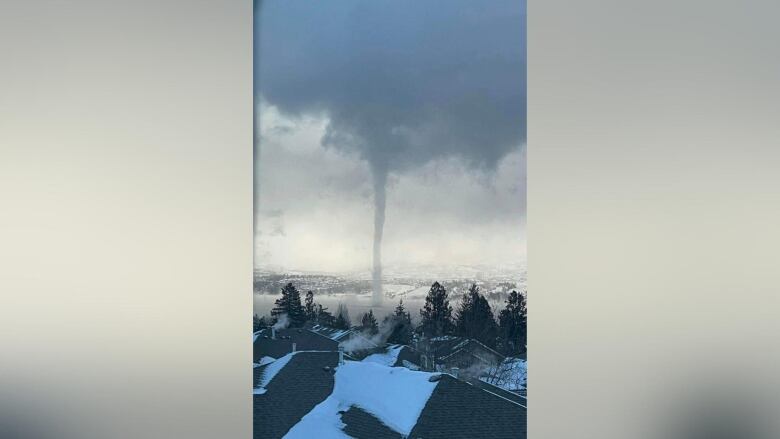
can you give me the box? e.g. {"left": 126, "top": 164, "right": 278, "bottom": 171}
{"left": 468, "top": 377, "right": 527, "bottom": 400}
{"left": 430, "top": 374, "right": 527, "bottom": 408}
{"left": 460, "top": 379, "right": 527, "bottom": 409}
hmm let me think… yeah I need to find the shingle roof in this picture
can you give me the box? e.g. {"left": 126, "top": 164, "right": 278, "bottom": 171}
{"left": 253, "top": 362, "right": 270, "bottom": 388}
{"left": 464, "top": 378, "right": 527, "bottom": 406}
{"left": 433, "top": 338, "right": 504, "bottom": 362}
{"left": 426, "top": 336, "right": 466, "bottom": 357}
{"left": 253, "top": 351, "right": 339, "bottom": 439}
{"left": 253, "top": 328, "right": 339, "bottom": 362}
{"left": 340, "top": 406, "right": 404, "bottom": 439}
{"left": 393, "top": 345, "right": 422, "bottom": 368}
{"left": 306, "top": 323, "right": 355, "bottom": 341}
{"left": 409, "top": 375, "right": 527, "bottom": 439}
{"left": 254, "top": 354, "right": 525, "bottom": 439}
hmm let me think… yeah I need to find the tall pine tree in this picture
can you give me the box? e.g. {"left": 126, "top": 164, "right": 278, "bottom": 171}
{"left": 316, "top": 304, "right": 335, "bottom": 326}
{"left": 253, "top": 313, "right": 266, "bottom": 332}
{"left": 385, "top": 299, "right": 413, "bottom": 345}
{"left": 419, "top": 282, "right": 454, "bottom": 337}
{"left": 304, "top": 290, "right": 317, "bottom": 322}
{"left": 271, "top": 282, "right": 306, "bottom": 327}
{"left": 454, "top": 284, "right": 498, "bottom": 348}
{"left": 498, "top": 290, "right": 527, "bottom": 355}
{"left": 360, "top": 309, "right": 379, "bottom": 335}
{"left": 333, "top": 303, "right": 351, "bottom": 330}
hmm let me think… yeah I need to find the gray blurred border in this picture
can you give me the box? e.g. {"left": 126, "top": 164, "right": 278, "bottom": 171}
{"left": 530, "top": 0, "right": 780, "bottom": 438}
{"left": 0, "top": 1, "right": 252, "bottom": 438}
{"left": 3, "top": 0, "right": 780, "bottom": 438}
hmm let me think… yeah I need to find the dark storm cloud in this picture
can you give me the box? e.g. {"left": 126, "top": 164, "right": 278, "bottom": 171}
{"left": 255, "top": 1, "right": 525, "bottom": 295}
{"left": 255, "top": 0, "right": 526, "bottom": 173}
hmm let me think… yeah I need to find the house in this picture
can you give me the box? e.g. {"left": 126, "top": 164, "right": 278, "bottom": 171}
{"left": 415, "top": 336, "right": 505, "bottom": 376}
{"left": 253, "top": 327, "right": 339, "bottom": 363}
{"left": 253, "top": 351, "right": 526, "bottom": 439}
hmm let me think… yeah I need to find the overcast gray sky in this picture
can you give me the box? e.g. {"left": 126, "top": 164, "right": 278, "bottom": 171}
{"left": 254, "top": 0, "right": 526, "bottom": 274}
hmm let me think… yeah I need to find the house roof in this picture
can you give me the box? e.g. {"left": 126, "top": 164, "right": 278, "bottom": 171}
{"left": 253, "top": 327, "right": 339, "bottom": 362}
{"left": 253, "top": 362, "right": 269, "bottom": 388}
{"left": 465, "top": 377, "right": 528, "bottom": 406}
{"left": 393, "top": 345, "right": 421, "bottom": 368}
{"left": 426, "top": 336, "right": 467, "bottom": 357}
{"left": 291, "top": 371, "right": 526, "bottom": 439}
{"left": 253, "top": 351, "right": 339, "bottom": 439}
{"left": 253, "top": 352, "right": 525, "bottom": 439}
{"left": 426, "top": 337, "right": 504, "bottom": 363}
{"left": 306, "top": 323, "right": 355, "bottom": 341}
{"left": 409, "top": 375, "right": 527, "bottom": 439}
{"left": 340, "top": 406, "right": 404, "bottom": 439}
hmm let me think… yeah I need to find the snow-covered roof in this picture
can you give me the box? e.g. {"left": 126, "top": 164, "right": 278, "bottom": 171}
{"left": 361, "top": 345, "right": 405, "bottom": 367}
{"left": 254, "top": 352, "right": 296, "bottom": 395}
{"left": 253, "top": 351, "right": 526, "bottom": 439}
{"left": 253, "top": 351, "right": 341, "bottom": 439}
{"left": 308, "top": 324, "right": 355, "bottom": 342}
{"left": 284, "top": 361, "right": 438, "bottom": 438}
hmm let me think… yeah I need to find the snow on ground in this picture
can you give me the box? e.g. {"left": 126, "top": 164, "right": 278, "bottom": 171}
{"left": 255, "top": 352, "right": 296, "bottom": 395}
{"left": 361, "top": 345, "right": 404, "bottom": 367}
{"left": 402, "top": 286, "right": 431, "bottom": 300}
{"left": 284, "top": 361, "right": 438, "bottom": 438}
{"left": 381, "top": 284, "right": 416, "bottom": 295}
{"left": 480, "top": 357, "right": 527, "bottom": 391}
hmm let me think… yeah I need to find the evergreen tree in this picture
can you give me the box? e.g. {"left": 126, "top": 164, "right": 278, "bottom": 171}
{"left": 316, "top": 304, "right": 335, "bottom": 327}
{"left": 334, "top": 303, "right": 351, "bottom": 330}
{"left": 498, "top": 290, "right": 527, "bottom": 355}
{"left": 253, "top": 313, "right": 264, "bottom": 332}
{"left": 271, "top": 282, "right": 306, "bottom": 327}
{"left": 360, "top": 309, "right": 379, "bottom": 335}
{"left": 304, "top": 290, "right": 317, "bottom": 322}
{"left": 419, "top": 282, "right": 454, "bottom": 337}
{"left": 385, "top": 299, "right": 413, "bottom": 345}
{"left": 454, "top": 284, "right": 498, "bottom": 348}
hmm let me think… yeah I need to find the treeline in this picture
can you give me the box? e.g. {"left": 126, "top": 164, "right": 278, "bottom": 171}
{"left": 419, "top": 281, "right": 526, "bottom": 356}
{"left": 254, "top": 281, "right": 527, "bottom": 356}
{"left": 253, "top": 282, "right": 352, "bottom": 330}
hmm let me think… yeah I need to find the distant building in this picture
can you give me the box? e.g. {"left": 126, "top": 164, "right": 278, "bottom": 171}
{"left": 415, "top": 336, "right": 505, "bottom": 375}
